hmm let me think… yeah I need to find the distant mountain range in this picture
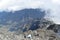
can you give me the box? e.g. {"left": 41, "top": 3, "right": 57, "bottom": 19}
{"left": 0, "top": 9, "right": 46, "bottom": 32}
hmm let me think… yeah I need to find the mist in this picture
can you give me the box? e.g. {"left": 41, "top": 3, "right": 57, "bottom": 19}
{"left": 0, "top": 0, "right": 60, "bottom": 24}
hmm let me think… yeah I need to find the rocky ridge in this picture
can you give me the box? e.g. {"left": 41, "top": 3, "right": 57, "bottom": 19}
{"left": 0, "top": 19, "right": 60, "bottom": 40}
{"left": 0, "top": 27, "right": 60, "bottom": 40}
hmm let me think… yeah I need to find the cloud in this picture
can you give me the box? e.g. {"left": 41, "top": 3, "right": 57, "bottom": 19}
{"left": 0, "top": 0, "right": 60, "bottom": 24}
{"left": 0, "top": 0, "right": 59, "bottom": 11}
{"left": 0, "top": 0, "right": 44, "bottom": 11}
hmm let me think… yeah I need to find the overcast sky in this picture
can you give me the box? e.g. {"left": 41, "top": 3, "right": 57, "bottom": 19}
{"left": 0, "top": 0, "right": 60, "bottom": 24}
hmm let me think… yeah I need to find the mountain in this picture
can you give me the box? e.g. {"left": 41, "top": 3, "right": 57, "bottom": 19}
{"left": 0, "top": 8, "right": 60, "bottom": 38}
{"left": 0, "top": 8, "right": 46, "bottom": 31}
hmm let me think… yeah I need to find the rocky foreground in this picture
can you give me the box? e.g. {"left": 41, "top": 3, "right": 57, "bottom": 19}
{"left": 0, "top": 27, "right": 60, "bottom": 40}
{"left": 0, "top": 19, "right": 60, "bottom": 40}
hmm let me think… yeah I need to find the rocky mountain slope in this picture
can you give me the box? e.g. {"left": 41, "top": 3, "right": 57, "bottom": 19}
{"left": 0, "top": 9, "right": 60, "bottom": 40}
{"left": 0, "top": 19, "right": 60, "bottom": 40}
{"left": 0, "top": 27, "right": 60, "bottom": 40}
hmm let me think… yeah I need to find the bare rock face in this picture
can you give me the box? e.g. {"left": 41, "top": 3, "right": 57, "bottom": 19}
{"left": 0, "top": 27, "right": 60, "bottom": 40}
{"left": 0, "top": 19, "right": 60, "bottom": 40}
{"left": 23, "top": 29, "right": 60, "bottom": 40}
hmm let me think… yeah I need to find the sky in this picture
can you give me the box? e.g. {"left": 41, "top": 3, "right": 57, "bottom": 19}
{"left": 0, "top": 0, "right": 60, "bottom": 24}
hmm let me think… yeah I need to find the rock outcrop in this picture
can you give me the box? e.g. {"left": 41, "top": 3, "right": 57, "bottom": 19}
{"left": 0, "top": 19, "right": 60, "bottom": 40}
{"left": 0, "top": 27, "right": 60, "bottom": 40}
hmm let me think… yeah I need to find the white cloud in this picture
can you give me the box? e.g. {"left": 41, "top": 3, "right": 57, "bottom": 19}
{"left": 0, "top": 0, "right": 60, "bottom": 24}
{"left": 0, "top": 0, "right": 59, "bottom": 11}
{"left": 0, "top": 0, "right": 44, "bottom": 11}
{"left": 52, "top": 0, "right": 60, "bottom": 4}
